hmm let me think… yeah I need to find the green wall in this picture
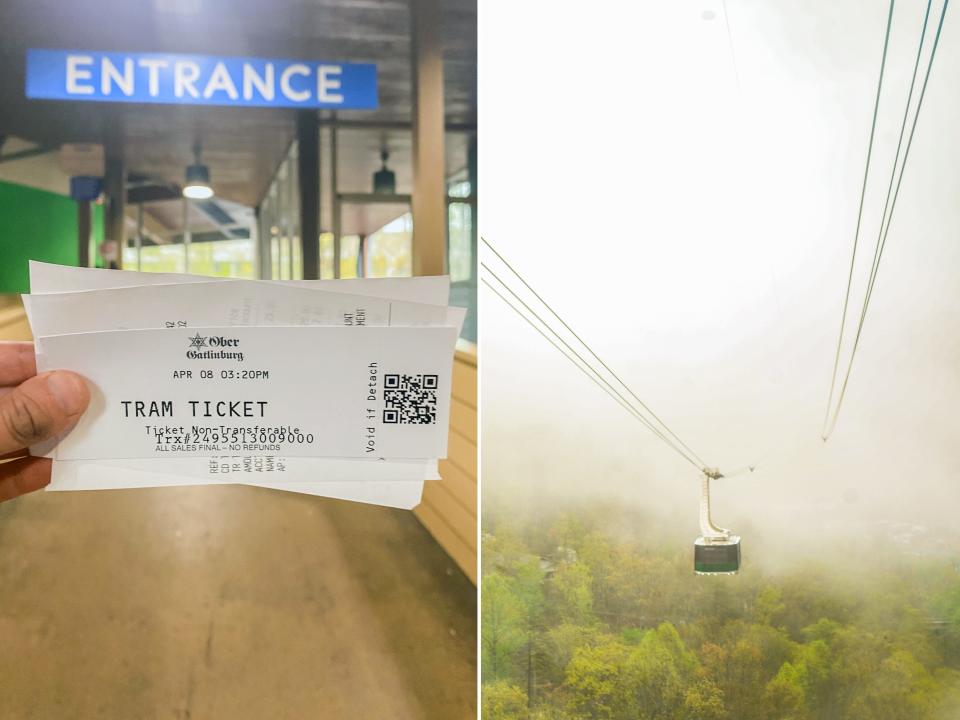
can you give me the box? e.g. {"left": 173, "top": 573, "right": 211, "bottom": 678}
{"left": 0, "top": 180, "right": 103, "bottom": 293}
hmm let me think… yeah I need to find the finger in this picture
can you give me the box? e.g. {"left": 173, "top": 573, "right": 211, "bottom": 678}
{"left": 0, "top": 342, "right": 37, "bottom": 387}
{"left": 0, "top": 371, "right": 90, "bottom": 455}
{"left": 0, "top": 456, "right": 51, "bottom": 502}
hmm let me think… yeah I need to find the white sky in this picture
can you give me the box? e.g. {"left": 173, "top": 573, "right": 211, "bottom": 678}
{"left": 479, "top": 0, "right": 960, "bottom": 542}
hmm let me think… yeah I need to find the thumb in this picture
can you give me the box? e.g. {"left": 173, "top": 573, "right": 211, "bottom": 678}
{"left": 0, "top": 371, "right": 90, "bottom": 455}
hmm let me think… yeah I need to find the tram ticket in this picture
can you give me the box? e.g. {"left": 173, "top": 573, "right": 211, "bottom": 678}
{"left": 25, "top": 263, "right": 459, "bottom": 505}
{"left": 36, "top": 325, "right": 458, "bottom": 461}
{"left": 49, "top": 461, "right": 428, "bottom": 510}
{"left": 50, "top": 455, "right": 437, "bottom": 486}
{"left": 23, "top": 277, "right": 452, "bottom": 336}
{"left": 29, "top": 260, "right": 452, "bottom": 305}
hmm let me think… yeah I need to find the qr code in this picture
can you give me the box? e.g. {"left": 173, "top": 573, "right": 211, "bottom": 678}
{"left": 383, "top": 374, "right": 439, "bottom": 424}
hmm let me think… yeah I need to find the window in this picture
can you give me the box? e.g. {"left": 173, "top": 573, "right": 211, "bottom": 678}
{"left": 448, "top": 179, "right": 477, "bottom": 343}
{"left": 365, "top": 212, "right": 414, "bottom": 278}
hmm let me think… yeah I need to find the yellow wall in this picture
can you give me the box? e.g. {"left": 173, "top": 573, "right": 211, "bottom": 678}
{"left": 0, "top": 295, "right": 31, "bottom": 340}
{"left": 414, "top": 346, "right": 478, "bottom": 583}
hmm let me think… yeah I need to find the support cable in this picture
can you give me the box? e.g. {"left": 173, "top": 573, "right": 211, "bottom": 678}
{"left": 721, "top": 0, "right": 742, "bottom": 91}
{"left": 822, "top": 0, "right": 897, "bottom": 438}
{"left": 482, "top": 266, "right": 702, "bottom": 466}
{"left": 824, "top": 0, "right": 949, "bottom": 439}
{"left": 482, "top": 276, "right": 704, "bottom": 471}
{"left": 482, "top": 238, "right": 709, "bottom": 469}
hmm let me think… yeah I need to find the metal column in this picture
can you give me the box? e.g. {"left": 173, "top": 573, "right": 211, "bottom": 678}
{"left": 253, "top": 207, "right": 266, "bottom": 279}
{"left": 77, "top": 201, "right": 91, "bottom": 268}
{"left": 297, "top": 110, "right": 320, "bottom": 281}
{"left": 135, "top": 203, "right": 143, "bottom": 271}
{"left": 103, "top": 145, "right": 125, "bottom": 270}
{"left": 410, "top": 0, "right": 447, "bottom": 277}
{"left": 469, "top": 133, "right": 478, "bottom": 252}
{"left": 331, "top": 123, "right": 340, "bottom": 279}
{"left": 182, "top": 196, "right": 192, "bottom": 273}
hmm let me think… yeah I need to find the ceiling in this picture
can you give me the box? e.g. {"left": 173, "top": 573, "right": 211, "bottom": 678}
{"left": 0, "top": 0, "right": 477, "bottom": 207}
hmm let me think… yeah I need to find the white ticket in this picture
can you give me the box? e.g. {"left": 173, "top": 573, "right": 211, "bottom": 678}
{"left": 26, "top": 270, "right": 460, "bottom": 482}
{"left": 27, "top": 263, "right": 458, "bottom": 504}
{"left": 50, "top": 461, "right": 426, "bottom": 509}
{"left": 29, "top": 260, "right": 451, "bottom": 305}
{"left": 23, "top": 280, "right": 450, "bottom": 335}
{"left": 52, "top": 456, "right": 439, "bottom": 484}
{"left": 258, "top": 480, "right": 424, "bottom": 509}
{"left": 38, "top": 325, "right": 458, "bottom": 461}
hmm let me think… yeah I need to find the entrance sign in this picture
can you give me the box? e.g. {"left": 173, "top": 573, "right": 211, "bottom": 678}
{"left": 25, "top": 50, "right": 377, "bottom": 110}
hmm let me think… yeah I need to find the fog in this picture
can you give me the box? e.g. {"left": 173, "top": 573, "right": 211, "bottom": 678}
{"left": 480, "top": 0, "right": 960, "bottom": 556}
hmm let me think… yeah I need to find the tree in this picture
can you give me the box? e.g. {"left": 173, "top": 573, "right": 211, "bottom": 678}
{"left": 617, "top": 623, "right": 699, "bottom": 719}
{"left": 563, "top": 636, "right": 628, "bottom": 720}
{"left": 547, "top": 561, "right": 595, "bottom": 626}
{"left": 541, "top": 623, "right": 598, "bottom": 689}
{"left": 683, "top": 678, "right": 729, "bottom": 720}
{"left": 509, "top": 555, "right": 548, "bottom": 706}
{"left": 846, "top": 649, "right": 935, "bottom": 720}
{"left": 483, "top": 574, "right": 527, "bottom": 682}
{"left": 754, "top": 585, "right": 786, "bottom": 627}
{"left": 764, "top": 661, "right": 807, "bottom": 720}
{"left": 484, "top": 502, "right": 960, "bottom": 720}
{"left": 717, "top": 620, "right": 796, "bottom": 679}
{"left": 482, "top": 680, "right": 529, "bottom": 720}
{"left": 828, "top": 625, "right": 886, "bottom": 716}
{"left": 793, "top": 639, "right": 830, "bottom": 715}
{"left": 706, "top": 638, "right": 767, "bottom": 720}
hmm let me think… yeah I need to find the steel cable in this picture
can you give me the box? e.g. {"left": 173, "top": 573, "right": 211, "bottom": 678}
{"left": 823, "top": 0, "right": 897, "bottom": 438}
{"left": 482, "top": 238, "right": 709, "bottom": 469}
{"left": 824, "top": 0, "right": 949, "bottom": 439}
{"left": 482, "top": 276, "right": 705, "bottom": 471}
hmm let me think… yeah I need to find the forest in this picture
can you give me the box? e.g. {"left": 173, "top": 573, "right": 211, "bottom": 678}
{"left": 481, "top": 501, "right": 960, "bottom": 719}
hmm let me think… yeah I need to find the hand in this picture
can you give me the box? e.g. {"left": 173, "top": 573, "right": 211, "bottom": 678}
{"left": 0, "top": 342, "right": 90, "bottom": 502}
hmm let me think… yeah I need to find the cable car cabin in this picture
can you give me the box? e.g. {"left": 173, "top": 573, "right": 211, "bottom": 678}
{"left": 694, "top": 536, "right": 741, "bottom": 575}
{"left": 693, "top": 469, "right": 741, "bottom": 575}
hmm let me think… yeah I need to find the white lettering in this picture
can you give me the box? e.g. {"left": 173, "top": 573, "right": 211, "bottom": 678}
{"left": 242, "top": 63, "right": 274, "bottom": 100}
{"left": 174, "top": 61, "right": 201, "bottom": 98}
{"left": 280, "top": 64, "right": 310, "bottom": 102}
{"left": 317, "top": 65, "right": 343, "bottom": 103}
{"left": 101, "top": 57, "right": 134, "bottom": 96}
{"left": 203, "top": 62, "right": 239, "bottom": 99}
{"left": 137, "top": 58, "right": 169, "bottom": 97}
{"left": 65, "top": 55, "right": 94, "bottom": 95}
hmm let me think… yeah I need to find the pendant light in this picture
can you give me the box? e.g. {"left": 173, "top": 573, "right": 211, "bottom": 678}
{"left": 373, "top": 149, "right": 396, "bottom": 195}
{"left": 183, "top": 142, "right": 214, "bottom": 199}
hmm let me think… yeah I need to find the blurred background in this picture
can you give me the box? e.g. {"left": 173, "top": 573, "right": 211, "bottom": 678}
{"left": 0, "top": 1, "right": 477, "bottom": 717}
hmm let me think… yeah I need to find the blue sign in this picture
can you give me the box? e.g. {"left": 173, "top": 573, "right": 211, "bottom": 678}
{"left": 25, "top": 49, "right": 378, "bottom": 110}
{"left": 69, "top": 176, "right": 102, "bottom": 202}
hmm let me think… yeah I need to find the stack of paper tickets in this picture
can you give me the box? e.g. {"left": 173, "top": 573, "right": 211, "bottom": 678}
{"left": 22, "top": 261, "right": 464, "bottom": 509}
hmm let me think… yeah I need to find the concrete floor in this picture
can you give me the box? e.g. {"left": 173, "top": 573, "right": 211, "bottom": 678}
{"left": 0, "top": 485, "right": 477, "bottom": 719}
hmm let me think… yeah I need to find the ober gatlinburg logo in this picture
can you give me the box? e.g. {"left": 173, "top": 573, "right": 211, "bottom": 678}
{"left": 186, "top": 333, "right": 245, "bottom": 362}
